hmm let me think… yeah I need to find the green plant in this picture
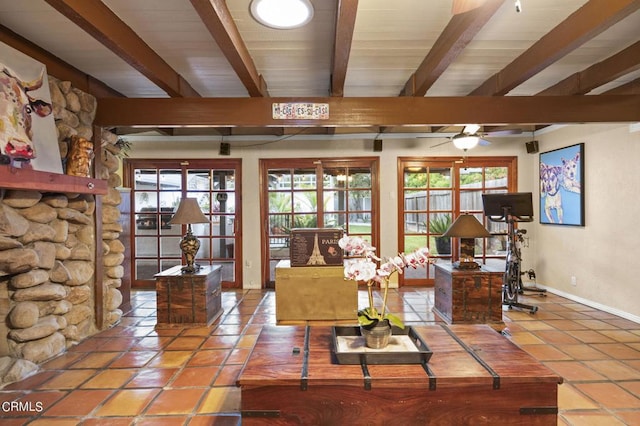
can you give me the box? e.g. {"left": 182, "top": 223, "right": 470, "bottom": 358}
{"left": 428, "top": 214, "right": 452, "bottom": 235}
{"left": 114, "top": 137, "right": 132, "bottom": 159}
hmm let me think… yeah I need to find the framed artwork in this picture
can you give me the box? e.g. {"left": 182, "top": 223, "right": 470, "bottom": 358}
{"left": 539, "top": 143, "right": 584, "bottom": 226}
{"left": 1, "top": 42, "right": 62, "bottom": 173}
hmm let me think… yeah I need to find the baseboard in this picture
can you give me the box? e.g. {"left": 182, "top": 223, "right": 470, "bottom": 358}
{"left": 536, "top": 284, "right": 640, "bottom": 324}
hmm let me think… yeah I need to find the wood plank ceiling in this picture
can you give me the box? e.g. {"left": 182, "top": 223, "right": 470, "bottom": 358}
{"left": 1, "top": 0, "right": 640, "bottom": 139}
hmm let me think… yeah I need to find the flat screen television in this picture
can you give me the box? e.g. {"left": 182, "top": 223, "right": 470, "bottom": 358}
{"left": 482, "top": 192, "right": 533, "bottom": 222}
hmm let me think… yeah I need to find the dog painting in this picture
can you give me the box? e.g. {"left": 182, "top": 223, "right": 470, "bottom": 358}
{"left": 539, "top": 143, "right": 584, "bottom": 226}
{"left": 540, "top": 163, "right": 563, "bottom": 223}
{"left": 561, "top": 151, "right": 581, "bottom": 193}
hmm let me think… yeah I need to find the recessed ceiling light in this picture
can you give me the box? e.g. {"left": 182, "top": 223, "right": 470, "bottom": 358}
{"left": 250, "top": 0, "right": 314, "bottom": 30}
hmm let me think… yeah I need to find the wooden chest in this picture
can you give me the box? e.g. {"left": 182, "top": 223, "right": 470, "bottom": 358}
{"left": 290, "top": 228, "right": 343, "bottom": 267}
{"left": 433, "top": 263, "right": 503, "bottom": 324}
{"left": 238, "top": 325, "right": 562, "bottom": 425}
{"left": 155, "top": 265, "right": 222, "bottom": 326}
{"left": 275, "top": 260, "right": 357, "bottom": 322}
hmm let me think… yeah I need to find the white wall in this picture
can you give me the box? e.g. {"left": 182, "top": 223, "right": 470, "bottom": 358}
{"left": 532, "top": 124, "right": 640, "bottom": 320}
{"left": 128, "top": 134, "right": 535, "bottom": 289}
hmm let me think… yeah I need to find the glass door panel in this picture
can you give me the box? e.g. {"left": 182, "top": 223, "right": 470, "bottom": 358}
{"left": 132, "top": 168, "right": 181, "bottom": 282}
{"left": 457, "top": 164, "right": 511, "bottom": 271}
{"left": 402, "top": 165, "right": 454, "bottom": 281}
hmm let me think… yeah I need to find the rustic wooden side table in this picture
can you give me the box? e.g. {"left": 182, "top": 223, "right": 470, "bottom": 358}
{"left": 155, "top": 264, "right": 222, "bottom": 326}
{"left": 433, "top": 262, "right": 503, "bottom": 325}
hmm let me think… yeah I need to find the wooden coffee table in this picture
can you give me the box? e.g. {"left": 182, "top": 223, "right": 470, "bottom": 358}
{"left": 238, "top": 324, "right": 562, "bottom": 425}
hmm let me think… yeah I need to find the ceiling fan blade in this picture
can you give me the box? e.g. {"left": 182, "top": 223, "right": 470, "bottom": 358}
{"left": 478, "top": 138, "right": 492, "bottom": 146}
{"left": 484, "top": 128, "right": 523, "bottom": 136}
{"left": 430, "top": 140, "right": 451, "bottom": 149}
{"left": 452, "top": 0, "right": 487, "bottom": 15}
{"left": 462, "top": 124, "right": 481, "bottom": 134}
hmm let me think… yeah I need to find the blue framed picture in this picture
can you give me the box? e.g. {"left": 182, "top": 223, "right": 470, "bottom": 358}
{"left": 539, "top": 143, "right": 584, "bottom": 226}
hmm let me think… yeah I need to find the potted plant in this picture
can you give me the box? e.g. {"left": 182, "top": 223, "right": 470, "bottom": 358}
{"left": 338, "top": 234, "right": 430, "bottom": 348}
{"left": 428, "top": 214, "right": 452, "bottom": 255}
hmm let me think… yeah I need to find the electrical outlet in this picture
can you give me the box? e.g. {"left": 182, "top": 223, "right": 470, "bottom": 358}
{"left": 571, "top": 276, "right": 577, "bottom": 286}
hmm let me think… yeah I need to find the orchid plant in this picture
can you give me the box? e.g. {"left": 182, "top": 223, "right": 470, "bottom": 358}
{"left": 338, "top": 234, "right": 431, "bottom": 329}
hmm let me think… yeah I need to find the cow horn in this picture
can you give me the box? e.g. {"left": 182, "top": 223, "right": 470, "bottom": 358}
{"left": 1, "top": 65, "right": 45, "bottom": 92}
{"left": 21, "top": 68, "right": 46, "bottom": 92}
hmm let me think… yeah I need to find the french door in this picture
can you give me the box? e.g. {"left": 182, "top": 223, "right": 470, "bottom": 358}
{"left": 124, "top": 159, "right": 242, "bottom": 288}
{"left": 398, "top": 156, "right": 517, "bottom": 286}
{"left": 260, "top": 158, "right": 379, "bottom": 287}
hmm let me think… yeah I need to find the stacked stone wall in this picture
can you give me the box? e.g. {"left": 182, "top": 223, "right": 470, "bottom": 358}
{"left": 0, "top": 77, "right": 125, "bottom": 386}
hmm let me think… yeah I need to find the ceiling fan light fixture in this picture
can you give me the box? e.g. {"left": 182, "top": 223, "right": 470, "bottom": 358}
{"left": 452, "top": 133, "right": 480, "bottom": 151}
{"left": 250, "top": 0, "right": 314, "bottom": 30}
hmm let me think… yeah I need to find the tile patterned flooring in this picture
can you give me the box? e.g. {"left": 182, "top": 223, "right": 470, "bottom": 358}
{"left": 1, "top": 287, "right": 640, "bottom": 425}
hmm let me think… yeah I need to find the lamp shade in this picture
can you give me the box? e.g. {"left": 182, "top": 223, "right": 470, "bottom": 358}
{"left": 442, "top": 213, "right": 490, "bottom": 270}
{"left": 169, "top": 198, "right": 208, "bottom": 225}
{"left": 442, "top": 214, "right": 490, "bottom": 238}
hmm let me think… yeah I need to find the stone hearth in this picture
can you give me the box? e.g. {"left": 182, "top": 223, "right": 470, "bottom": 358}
{"left": 0, "top": 76, "right": 125, "bottom": 386}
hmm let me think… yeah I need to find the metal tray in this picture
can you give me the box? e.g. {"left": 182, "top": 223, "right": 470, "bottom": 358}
{"left": 332, "top": 326, "right": 433, "bottom": 365}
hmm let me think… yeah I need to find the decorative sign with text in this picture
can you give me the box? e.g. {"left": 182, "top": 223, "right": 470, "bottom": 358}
{"left": 289, "top": 228, "right": 343, "bottom": 267}
{"left": 272, "top": 103, "right": 329, "bottom": 120}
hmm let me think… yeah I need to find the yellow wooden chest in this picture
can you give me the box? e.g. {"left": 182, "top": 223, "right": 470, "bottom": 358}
{"left": 275, "top": 260, "right": 358, "bottom": 322}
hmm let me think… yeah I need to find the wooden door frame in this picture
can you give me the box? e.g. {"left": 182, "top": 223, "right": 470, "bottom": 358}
{"left": 123, "top": 158, "right": 243, "bottom": 288}
{"left": 259, "top": 157, "right": 380, "bottom": 288}
{"left": 397, "top": 156, "right": 518, "bottom": 286}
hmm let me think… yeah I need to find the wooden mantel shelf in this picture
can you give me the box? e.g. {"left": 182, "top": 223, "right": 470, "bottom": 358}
{"left": 0, "top": 167, "right": 108, "bottom": 195}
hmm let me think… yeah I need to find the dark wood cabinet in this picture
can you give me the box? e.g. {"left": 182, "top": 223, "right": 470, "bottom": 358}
{"left": 155, "top": 265, "right": 222, "bottom": 326}
{"left": 433, "top": 263, "right": 503, "bottom": 325}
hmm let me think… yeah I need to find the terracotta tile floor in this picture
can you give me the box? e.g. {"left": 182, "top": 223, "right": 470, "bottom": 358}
{"left": 1, "top": 288, "right": 640, "bottom": 425}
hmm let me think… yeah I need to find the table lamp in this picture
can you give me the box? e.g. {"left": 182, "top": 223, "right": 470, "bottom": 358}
{"left": 169, "top": 198, "right": 209, "bottom": 273}
{"left": 442, "top": 213, "right": 490, "bottom": 270}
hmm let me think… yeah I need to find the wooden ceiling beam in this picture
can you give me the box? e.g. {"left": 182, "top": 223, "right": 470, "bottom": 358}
{"left": 95, "top": 95, "right": 640, "bottom": 128}
{"left": 190, "top": 0, "right": 268, "bottom": 97}
{"left": 44, "top": 0, "right": 200, "bottom": 98}
{"left": 452, "top": 0, "right": 490, "bottom": 15}
{"left": 228, "top": 127, "right": 282, "bottom": 136}
{"left": 331, "top": 0, "right": 358, "bottom": 97}
{"left": 401, "top": 0, "right": 504, "bottom": 96}
{"left": 538, "top": 40, "right": 640, "bottom": 95}
{"left": 0, "top": 23, "right": 123, "bottom": 98}
{"left": 470, "top": 0, "right": 640, "bottom": 96}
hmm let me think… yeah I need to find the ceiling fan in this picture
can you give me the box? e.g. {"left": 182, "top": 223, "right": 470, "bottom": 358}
{"left": 428, "top": 124, "right": 522, "bottom": 151}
